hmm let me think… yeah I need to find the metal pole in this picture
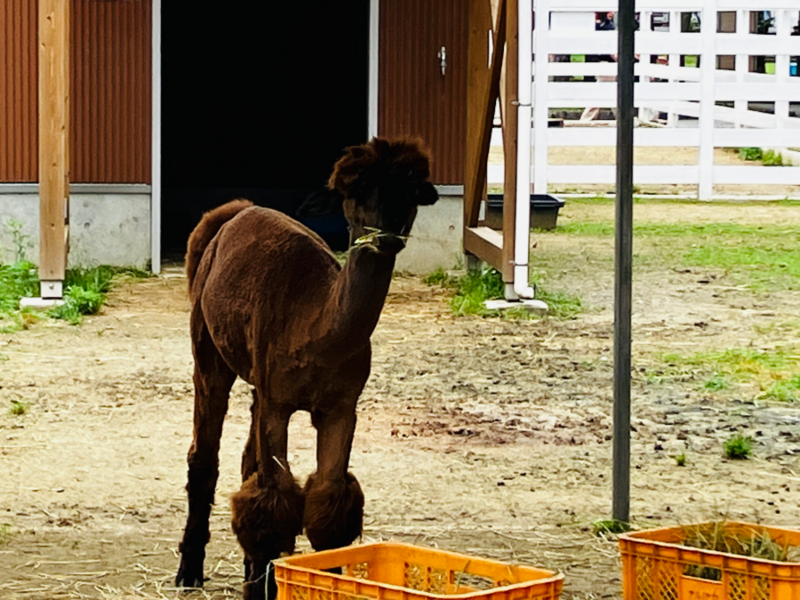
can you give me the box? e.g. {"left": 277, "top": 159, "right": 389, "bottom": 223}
{"left": 613, "top": 0, "right": 635, "bottom": 524}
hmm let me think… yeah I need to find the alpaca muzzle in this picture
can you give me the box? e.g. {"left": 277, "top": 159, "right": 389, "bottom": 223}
{"left": 353, "top": 228, "right": 408, "bottom": 254}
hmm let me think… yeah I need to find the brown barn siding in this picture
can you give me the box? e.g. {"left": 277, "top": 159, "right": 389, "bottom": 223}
{"left": 71, "top": 0, "right": 152, "bottom": 183}
{"left": 0, "top": 0, "right": 152, "bottom": 184}
{"left": 379, "top": 0, "right": 467, "bottom": 184}
{"left": 0, "top": 0, "right": 38, "bottom": 182}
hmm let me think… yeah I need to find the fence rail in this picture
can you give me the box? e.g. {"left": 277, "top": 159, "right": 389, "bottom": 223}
{"left": 503, "top": 0, "right": 800, "bottom": 196}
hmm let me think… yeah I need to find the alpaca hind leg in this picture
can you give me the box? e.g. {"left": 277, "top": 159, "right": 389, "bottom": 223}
{"left": 175, "top": 334, "right": 236, "bottom": 588}
{"left": 240, "top": 390, "right": 259, "bottom": 593}
{"left": 304, "top": 410, "right": 365, "bottom": 551}
{"left": 232, "top": 403, "right": 304, "bottom": 600}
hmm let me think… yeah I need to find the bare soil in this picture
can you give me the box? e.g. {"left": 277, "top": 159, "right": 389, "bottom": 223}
{"left": 2, "top": 202, "right": 800, "bottom": 600}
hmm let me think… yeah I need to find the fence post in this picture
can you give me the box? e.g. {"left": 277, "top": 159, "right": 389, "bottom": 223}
{"left": 532, "top": 0, "right": 549, "bottom": 195}
{"left": 734, "top": 9, "right": 748, "bottom": 129}
{"left": 639, "top": 11, "right": 653, "bottom": 123}
{"left": 774, "top": 9, "right": 791, "bottom": 125}
{"left": 697, "top": 0, "right": 716, "bottom": 200}
{"left": 667, "top": 10, "right": 681, "bottom": 127}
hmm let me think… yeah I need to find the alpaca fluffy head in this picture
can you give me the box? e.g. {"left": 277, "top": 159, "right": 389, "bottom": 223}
{"left": 328, "top": 137, "right": 439, "bottom": 252}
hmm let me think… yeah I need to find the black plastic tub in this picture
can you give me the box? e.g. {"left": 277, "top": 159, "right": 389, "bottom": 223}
{"left": 485, "top": 193, "right": 565, "bottom": 231}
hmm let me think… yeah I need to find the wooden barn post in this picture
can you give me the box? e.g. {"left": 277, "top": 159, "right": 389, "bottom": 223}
{"left": 463, "top": 0, "right": 506, "bottom": 272}
{"left": 38, "top": 0, "right": 71, "bottom": 299}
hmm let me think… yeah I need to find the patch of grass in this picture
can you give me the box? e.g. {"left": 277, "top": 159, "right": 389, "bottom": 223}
{"left": 686, "top": 244, "right": 800, "bottom": 290}
{"left": 48, "top": 287, "right": 104, "bottom": 325}
{"left": 593, "top": 519, "right": 631, "bottom": 536}
{"left": 47, "top": 266, "right": 118, "bottom": 325}
{"left": 739, "top": 147, "right": 763, "bottom": 161}
{"left": 664, "top": 347, "right": 798, "bottom": 373}
{"left": 8, "top": 400, "right": 29, "bottom": 416}
{"left": 723, "top": 434, "right": 753, "bottom": 460}
{"left": 0, "top": 261, "right": 39, "bottom": 315}
{"left": 667, "top": 346, "right": 798, "bottom": 378}
{"left": 762, "top": 149, "right": 784, "bottom": 166}
{"left": 557, "top": 222, "right": 615, "bottom": 236}
{"left": 440, "top": 267, "right": 583, "bottom": 320}
{"left": 0, "top": 263, "right": 144, "bottom": 327}
{"left": 20, "top": 308, "right": 39, "bottom": 329}
{"left": 0, "top": 523, "right": 11, "bottom": 545}
{"left": 423, "top": 267, "right": 458, "bottom": 288}
{"left": 654, "top": 347, "right": 800, "bottom": 401}
{"left": 760, "top": 375, "right": 800, "bottom": 402}
{"left": 674, "top": 453, "right": 687, "bottom": 467}
{"left": 704, "top": 374, "right": 730, "bottom": 392}
{"left": 450, "top": 268, "right": 506, "bottom": 316}
{"left": 530, "top": 273, "right": 583, "bottom": 320}
{"left": 557, "top": 221, "right": 798, "bottom": 240}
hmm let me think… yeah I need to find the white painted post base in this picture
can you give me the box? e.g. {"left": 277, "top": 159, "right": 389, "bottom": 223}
{"left": 485, "top": 298, "right": 549, "bottom": 315}
{"left": 40, "top": 280, "right": 64, "bottom": 299}
{"left": 21, "top": 281, "right": 65, "bottom": 309}
{"left": 20, "top": 297, "right": 64, "bottom": 310}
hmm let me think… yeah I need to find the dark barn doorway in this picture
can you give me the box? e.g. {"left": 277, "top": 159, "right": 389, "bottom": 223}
{"left": 161, "top": 3, "right": 369, "bottom": 256}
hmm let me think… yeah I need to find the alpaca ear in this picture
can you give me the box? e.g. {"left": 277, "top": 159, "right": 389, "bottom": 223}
{"left": 328, "top": 145, "right": 377, "bottom": 202}
{"left": 416, "top": 182, "right": 439, "bottom": 206}
{"left": 296, "top": 187, "right": 344, "bottom": 219}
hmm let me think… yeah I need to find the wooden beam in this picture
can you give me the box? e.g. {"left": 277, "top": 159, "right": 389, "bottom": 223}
{"left": 464, "top": 227, "right": 503, "bottom": 273}
{"left": 501, "top": 0, "right": 518, "bottom": 282}
{"left": 39, "top": 0, "right": 70, "bottom": 288}
{"left": 464, "top": 0, "right": 506, "bottom": 232}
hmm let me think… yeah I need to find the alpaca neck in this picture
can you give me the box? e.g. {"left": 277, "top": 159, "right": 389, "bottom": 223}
{"left": 320, "top": 245, "right": 396, "bottom": 354}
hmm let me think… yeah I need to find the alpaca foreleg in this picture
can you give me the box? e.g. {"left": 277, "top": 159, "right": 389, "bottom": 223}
{"left": 232, "top": 469, "right": 304, "bottom": 600}
{"left": 233, "top": 402, "right": 303, "bottom": 600}
{"left": 304, "top": 410, "right": 364, "bottom": 551}
{"left": 176, "top": 352, "right": 235, "bottom": 588}
{"left": 304, "top": 471, "right": 364, "bottom": 551}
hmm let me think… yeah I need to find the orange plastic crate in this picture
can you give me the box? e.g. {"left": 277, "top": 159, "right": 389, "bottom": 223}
{"left": 619, "top": 522, "right": 800, "bottom": 600}
{"left": 274, "top": 542, "right": 564, "bottom": 600}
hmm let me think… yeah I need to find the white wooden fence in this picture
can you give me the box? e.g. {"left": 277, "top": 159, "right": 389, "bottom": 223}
{"left": 488, "top": 0, "right": 800, "bottom": 198}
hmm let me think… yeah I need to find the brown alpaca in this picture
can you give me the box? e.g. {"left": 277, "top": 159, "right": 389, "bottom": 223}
{"left": 175, "top": 137, "right": 438, "bottom": 600}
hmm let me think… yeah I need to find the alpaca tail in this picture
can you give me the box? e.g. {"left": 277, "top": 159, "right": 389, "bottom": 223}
{"left": 185, "top": 199, "right": 254, "bottom": 293}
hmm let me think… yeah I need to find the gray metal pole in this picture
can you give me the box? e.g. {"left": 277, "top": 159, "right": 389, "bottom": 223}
{"left": 613, "top": 0, "right": 635, "bottom": 524}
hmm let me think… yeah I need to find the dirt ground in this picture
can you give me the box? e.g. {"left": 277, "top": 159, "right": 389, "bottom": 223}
{"left": 2, "top": 202, "right": 800, "bottom": 599}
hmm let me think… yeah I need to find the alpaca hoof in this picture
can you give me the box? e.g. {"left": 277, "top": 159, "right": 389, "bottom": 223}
{"left": 175, "top": 557, "right": 205, "bottom": 588}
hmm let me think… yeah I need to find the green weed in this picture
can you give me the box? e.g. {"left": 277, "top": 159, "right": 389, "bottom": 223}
{"left": 439, "top": 267, "right": 583, "bottom": 320}
{"left": 674, "top": 453, "right": 687, "bottom": 467}
{"left": 654, "top": 347, "right": 800, "bottom": 401}
{"left": 0, "top": 261, "right": 39, "bottom": 315}
{"left": 449, "top": 268, "right": 506, "bottom": 316}
{"left": 0, "top": 523, "right": 11, "bottom": 545}
{"left": 760, "top": 375, "right": 800, "bottom": 402}
{"left": 593, "top": 519, "right": 631, "bottom": 536}
{"left": 423, "top": 267, "right": 458, "bottom": 288}
{"left": 739, "top": 147, "right": 763, "bottom": 161}
{"left": 762, "top": 149, "right": 784, "bottom": 167}
{"left": 530, "top": 272, "right": 583, "bottom": 320}
{"left": 723, "top": 434, "right": 753, "bottom": 460}
{"left": 6, "top": 219, "right": 33, "bottom": 262}
{"left": 8, "top": 400, "right": 28, "bottom": 416}
{"left": 704, "top": 374, "right": 730, "bottom": 392}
